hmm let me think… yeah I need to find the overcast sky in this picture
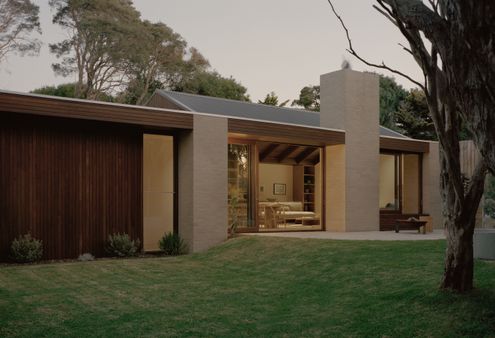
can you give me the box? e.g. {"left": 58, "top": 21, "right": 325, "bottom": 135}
{"left": 0, "top": 0, "right": 423, "bottom": 102}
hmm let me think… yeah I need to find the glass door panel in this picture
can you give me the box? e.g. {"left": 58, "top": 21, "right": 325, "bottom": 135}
{"left": 228, "top": 144, "right": 254, "bottom": 230}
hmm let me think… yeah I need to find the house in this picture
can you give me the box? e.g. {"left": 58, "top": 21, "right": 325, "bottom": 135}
{"left": 0, "top": 69, "right": 442, "bottom": 260}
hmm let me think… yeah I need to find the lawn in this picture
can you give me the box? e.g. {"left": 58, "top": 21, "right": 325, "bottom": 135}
{"left": 0, "top": 236, "right": 494, "bottom": 338}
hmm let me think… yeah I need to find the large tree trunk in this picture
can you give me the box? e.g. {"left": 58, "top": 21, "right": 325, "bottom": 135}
{"left": 441, "top": 216, "right": 475, "bottom": 292}
{"left": 438, "top": 145, "right": 486, "bottom": 292}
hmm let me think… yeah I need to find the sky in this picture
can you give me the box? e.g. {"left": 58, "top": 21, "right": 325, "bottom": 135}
{"left": 0, "top": 0, "right": 423, "bottom": 102}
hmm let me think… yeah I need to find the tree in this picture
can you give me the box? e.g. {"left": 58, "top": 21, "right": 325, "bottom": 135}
{"left": 49, "top": 0, "right": 142, "bottom": 100}
{"left": 379, "top": 75, "right": 407, "bottom": 130}
{"left": 292, "top": 85, "right": 320, "bottom": 111}
{"left": 258, "top": 92, "right": 289, "bottom": 107}
{"left": 0, "top": 0, "right": 41, "bottom": 62}
{"left": 328, "top": 0, "right": 492, "bottom": 292}
{"left": 173, "top": 71, "right": 250, "bottom": 101}
{"left": 31, "top": 83, "right": 114, "bottom": 102}
{"left": 396, "top": 89, "right": 436, "bottom": 140}
{"left": 121, "top": 21, "right": 209, "bottom": 105}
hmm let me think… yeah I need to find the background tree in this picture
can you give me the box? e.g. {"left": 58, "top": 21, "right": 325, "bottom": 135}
{"left": 395, "top": 89, "right": 436, "bottom": 140}
{"left": 291, "top": 85, "right": 320, "bottom": 111}
{"left": 328, "top": 0, "right": 490, "bottom": 292}
{"left": 173, "top": 71, "right": 250, "bottom": 101}
{"left": 0, "top": 0, "right": 41, "bottom": 62}
{"left": 484, "top": 176, "right": 495, "bottom": 219}
{"left": 121, "top": 21, "right": 209, "bottom": 105}
{"left": 49, "top": 0, "right": 142, "bottom": 100}
{"left": 379, "top": 75, "right": 407, "bottom": 130}
{"left": 31, "top": 82, "right": 114, "bottom": 101}
{"left": 258, "top": 92, "right": 289, "bottom": 107}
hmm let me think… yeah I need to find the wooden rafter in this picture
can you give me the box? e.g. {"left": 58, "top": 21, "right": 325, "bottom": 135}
{"left": 296, "top": 147, "right": 318, "bottom": 164}
{"left": 277, "top": 145, "right": 298, "bottom": 163}
{"left": 259, "top": 143, "right": 280, "bottom": 161}
{"left": 307, "top": 150, "right": 321, "bottom": 165}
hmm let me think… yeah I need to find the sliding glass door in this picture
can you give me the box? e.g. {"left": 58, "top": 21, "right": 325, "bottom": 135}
{"left": 228, "top": 143, "right": 255, "bottom": 230}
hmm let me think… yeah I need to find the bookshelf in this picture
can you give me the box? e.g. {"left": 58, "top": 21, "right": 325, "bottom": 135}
{"left": 293, "top": 165, "right": 316, "bottom": 212}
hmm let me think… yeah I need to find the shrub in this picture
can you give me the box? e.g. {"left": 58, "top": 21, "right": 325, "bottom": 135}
{"left": 159, "top": 232, "right": 187, "bottom": 256}
{"left": 106, "top": 233, "right": 140, "bottom": 257}
{"left": 10, "top": 233, "right": 43, "bottom": 263}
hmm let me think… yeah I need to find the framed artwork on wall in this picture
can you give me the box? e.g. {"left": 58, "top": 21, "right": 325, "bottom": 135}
{"left": 273, "top": 183, "right": 286, "bottom": 195}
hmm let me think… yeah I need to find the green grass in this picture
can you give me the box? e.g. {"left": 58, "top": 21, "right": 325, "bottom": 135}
{"left": 1, "top": 237, "right": 494, "bottom": 337}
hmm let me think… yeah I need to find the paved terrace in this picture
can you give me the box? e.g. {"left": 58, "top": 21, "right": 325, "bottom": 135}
{"left": 246, "top": 229, "right": 446, "bottom": 241}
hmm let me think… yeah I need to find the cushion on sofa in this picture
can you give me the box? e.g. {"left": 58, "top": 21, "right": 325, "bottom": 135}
{"left": 281, "top": 202, "right": 303, "bottom": 211}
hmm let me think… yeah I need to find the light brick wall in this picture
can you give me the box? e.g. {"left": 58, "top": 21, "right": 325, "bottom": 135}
{"left": 321, "top": 70, "right": 380, "bottom": 231}
{"left": 178, "top": 115, "right": 228, "bottom": 252}
{"left": 422, "top": 142, "right": 442, "bottom": 228}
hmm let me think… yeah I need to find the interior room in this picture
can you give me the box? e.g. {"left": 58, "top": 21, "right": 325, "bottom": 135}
{"left": 228, "top": 141, "right": 323, "bottom": 232}
{"left": 256, "top": 142, "right": 323, "bottom": 231}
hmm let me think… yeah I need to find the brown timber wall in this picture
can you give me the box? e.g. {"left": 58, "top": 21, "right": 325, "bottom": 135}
{"left": 0, "top": 113, "right": 143, "bottom": 260}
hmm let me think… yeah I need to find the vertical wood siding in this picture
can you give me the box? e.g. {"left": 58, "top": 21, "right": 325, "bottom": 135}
{"left": 0, "top": 113, "right": 143, "bottom": 260}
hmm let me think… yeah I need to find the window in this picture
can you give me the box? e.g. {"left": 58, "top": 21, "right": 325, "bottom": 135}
{"left": 379, "top": 152, "right": 422, "bottom": 213}
{"left": 379, "top": 153, "right": 400, "bottom": 211}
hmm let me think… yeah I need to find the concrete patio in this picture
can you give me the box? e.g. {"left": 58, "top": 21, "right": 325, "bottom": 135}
{"left": 246, "top": 229, "right": 446, "bottom": 241}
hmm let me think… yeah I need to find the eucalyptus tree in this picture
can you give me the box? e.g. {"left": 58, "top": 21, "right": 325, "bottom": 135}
{"left": 122, "top": 21, "right": 209, "bottom": 105}
{"left": 0, "top": 0, "right": 41, "bottom": 62}
{"left": 174, "top": 71, "right": 250, "bottom": 102}
{"left": 291, "top": 85, "right": 320, "bottom": 111}
{"left": 49, "top": 0, "right": 142, "bottom": 100}
{"left": 258, "top": 92, "right": 289, "bottom": 107}
{"left": 328, "top": 0, "right": 494, "bottom": 292}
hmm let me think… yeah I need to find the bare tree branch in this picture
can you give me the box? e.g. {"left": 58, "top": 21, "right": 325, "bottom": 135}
{"left": 326, "top": 0, "right": 425, "bottom": 90}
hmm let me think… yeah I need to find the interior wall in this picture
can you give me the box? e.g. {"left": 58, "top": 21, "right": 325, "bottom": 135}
{"left": 143, "top": 134, "right": 174, "bottom": 251}
{"left": 402, "top": 154, "right": 420, "bottom": 214}
{"left": 379, "top": 154, "right": 396, "bottom": 209}
{"left": 259, "top": 163, "right": 293, "bottom": 202}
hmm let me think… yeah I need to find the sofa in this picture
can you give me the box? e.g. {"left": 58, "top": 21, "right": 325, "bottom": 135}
{"left": 259, "top": 201, "right": 317, "bottom": 223}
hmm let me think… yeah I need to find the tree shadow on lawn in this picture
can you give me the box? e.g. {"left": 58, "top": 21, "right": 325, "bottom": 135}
{"left": 418, "top": 260, "right": 495, "bottom": 337}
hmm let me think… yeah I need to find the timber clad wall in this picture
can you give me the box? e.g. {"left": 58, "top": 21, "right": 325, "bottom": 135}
{"left": 0, "top": 113, "right": 143, "bottom": 260}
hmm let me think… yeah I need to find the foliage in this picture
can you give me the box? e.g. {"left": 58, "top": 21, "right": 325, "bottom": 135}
{"left": 10, "top": 233, "right": 43, "bottom": 263}
{"left": 484, "top": 198, "right": 495, "bottom": 219}
{"left": 258, "top": 91, "right": 289, "bottom": 107}
{"left": 49, "top": 0, "right": 142, "bottom": 100}
{"left": 395, "top": 88, "right": 436, "bottom": 140}
{"left": 106, "top": 233, "right": 140, "bottom": 257}
{"left": 291, "top": 85, "right": 320, "bottom": 111}
{"left": 173, "top": 71, "right": 250, "bottom": 101}
{"left": 379, "top": 75, "right": 407, "bottom": 131}
{"left": 484, "top": 175, "right": 495, "bottom": 218}
{"left": 31, "top": 83, "right": 114, "bottom": 101}
{"left": 1, "top": 237, "right": 495, "bottom": 337}
{"left": 119, "top": 21, "right": 209, "bottom": 105}
{"left": 158, "top": 232, "right": 187, "bottom": 256}
{"left": 228, "top": 194, "right": 240, "bottom": 235}
{"left": 0, "top": 0, "right": 41, "bottom": 62}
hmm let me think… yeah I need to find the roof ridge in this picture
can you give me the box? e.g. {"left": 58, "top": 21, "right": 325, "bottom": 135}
{"left": 158, "top": 89, "right": 320, "bottom": 115}
{"left": 379, "top": 125, "right": 410, "bottom": 139}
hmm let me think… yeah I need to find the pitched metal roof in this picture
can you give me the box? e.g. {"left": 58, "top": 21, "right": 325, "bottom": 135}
{"left": 157, "top": 90, "right": 408, "bottom": 138}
